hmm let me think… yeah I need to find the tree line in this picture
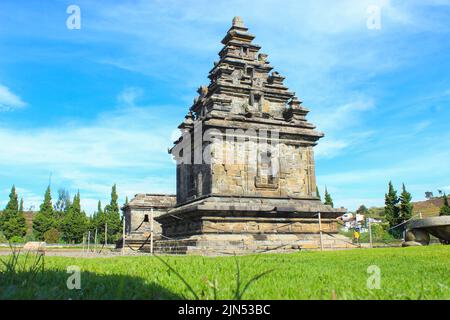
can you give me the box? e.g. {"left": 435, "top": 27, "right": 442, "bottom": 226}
{"left": 0, "top": 184, "right": 124, "bottom": 244}
{"left": 385, "top": 182, "right": 449, "bottom": 223}
{"left": 319, "top": 181, "right": 450, "bottom": 238}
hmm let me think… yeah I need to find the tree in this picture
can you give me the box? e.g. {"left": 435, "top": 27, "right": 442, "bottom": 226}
{"left": 91, "top": 200, "right": 105, "bottom": 234}
{"left": 61, "top": 191, "right": 88, "bottom": 243}
{"left": 440, "top": 194, "right": 450, "bottom": 216}
{"left": 0, "top": 186, "right": 18, "bottom": 231}
{"left": 53, "top": 188, "right": 71, "bottom": 234}
{"left": 384, "top": 181, "right": 401, "bottom": 231}
{"left": 324, "top": 187, "right": 334, "bottom": 208}
{"left": 17, "top": 197, "right": 27, "bottom": 235}
{"left": 104, "top": 184, "right": 122, "bottom": 243}
{"left": 54, "top": 189, "right": 71, "bottom": 217}
{"left": 33, "top": 186, "right": 56, "bottom": 240}
{"left": 399, "top": 184, "right": 413, "bottom": 221}
{"left": 425, "top": 191, "right": 434, "bottom": 200}
{"left": 356, "top": 205, "right": 369, "bottom": 217}
{"left": 315, "top": 186, "right": 321, "bottom": 201}
{"left": 0, "top": 186, "right": 27, "bottom": 239}
{"left": 43, "top": 228, "right": 61, "bottom": 243}
{"left": 19, "top": 197, "right": 24, "bottom": 214}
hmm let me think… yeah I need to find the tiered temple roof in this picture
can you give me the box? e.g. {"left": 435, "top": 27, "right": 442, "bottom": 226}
{"left": 182, "top": 16, "right": 321, "bottom": 141}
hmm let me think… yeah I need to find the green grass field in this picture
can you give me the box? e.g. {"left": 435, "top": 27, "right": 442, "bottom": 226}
{"left": 1, "top": 246, "right": 449, "bottom": 300}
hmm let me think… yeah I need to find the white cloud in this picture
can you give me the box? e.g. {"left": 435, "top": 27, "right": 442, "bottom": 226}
{"left": 0, "top": 88, "right": 179, "bottom": 213}
{"left": 312, "top": 97, "right": 376, "bottom": 159}
{"left": 315, "top": 139, "right": 349, "bottom": 158}
{"left": 312, "top": 98, "right": 375, "bottom": 133}
{"left": 76, "top": 0, "right": 423, "bottom": 84}
{"left": 0, "top": 101, "right": 175, "bottom": 169}
{"left": 0, "top": 84, "right": 27, "bottom": 111}
{"left": 117, "top": 87, "right": 144, "bottom": 107}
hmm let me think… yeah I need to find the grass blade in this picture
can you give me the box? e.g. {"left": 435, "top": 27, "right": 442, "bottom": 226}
{"left": 154, "top": 255, "right": 199, "bottom": 300}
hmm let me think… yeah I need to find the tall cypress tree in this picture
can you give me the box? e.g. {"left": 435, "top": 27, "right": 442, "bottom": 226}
{"left": 92, "top": 200, "right": 105, "bottom": 233}
{"left": 19, "top": 197, "right": 24, "bottom": 213}
{"left": 33, "top": 186, "right": 56, "bottom": 240}
{"left": 384, "top": 181, "right": 401, "bottom": 228}
{"left": 1, "top": 186, "right": 26, "bottom": 239}
{"left": 61, "top": 191, "right": 87, "bottom": 243}
{"left": 316, "top": 186, "right": 321, "bottom": 201}
{"left": 0, "top": 186, "right": 18, "bottom": 230}
{"left": 440, "top": 193, "right": 450, "bottom": 216}
{"left": 16, "top": 197, "right": 27, "bottom": 236}
{"left": 104, "top": 184, "right": 121, "bottom": 243}
{"left": 324, "top": 187, "right": 334, "bottom": 208}
{"left": 399, "top": 183, "right": 413, "bottom": 221}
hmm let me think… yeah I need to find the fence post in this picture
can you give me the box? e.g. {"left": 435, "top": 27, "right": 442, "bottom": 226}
{"left": 94, "top": 228, "right": 98, "bottom": 253}
{"left": 122, "top": 215, "right": 126, "bottom": 256}
{"left": 87, "top": 230, "right": 91, "bottom": 253}
{"left": 82, "top": 234, "right": 85, "bottom": 254}
{"left": 150, "top": 208, "right": 154, "bottom": 255}
{"left": 368, "top": 220, "right": 373, "bottom": 248}
{"left": 318, "top": 212, "right": 324, "bottom": 251}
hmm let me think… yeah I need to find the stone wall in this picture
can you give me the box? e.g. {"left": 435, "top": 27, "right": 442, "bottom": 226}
{"left": 122, "top": 194, "right": 176, "bottom": 239}
{"left": 210, "top": 137, "right": 317, "bottom": 198}
{"left": 174, "top": 132, "right": 319, "bottom": 205}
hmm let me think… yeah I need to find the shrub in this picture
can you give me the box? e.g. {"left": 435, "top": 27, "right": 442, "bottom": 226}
{"left": 0, "top": 232, "right": 7, "bottom": 243}
{"left": 43, "top": 228, "right": 61, "bottom": 244}
{"left": 371, "top": 223, "right": 396, "bottom": 242}
{"left": 9, "top": 236, "right": 25, "bottom": 243}
{"left": 24, "top": 234, "right": 36, "bottom": 242}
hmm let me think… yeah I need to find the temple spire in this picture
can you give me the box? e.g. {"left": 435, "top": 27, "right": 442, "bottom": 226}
{"left": 232, "top": 16, "right": 245, "bottom": 28}
{"left": 222, "top": 16, "right": 255, "bottom": 45}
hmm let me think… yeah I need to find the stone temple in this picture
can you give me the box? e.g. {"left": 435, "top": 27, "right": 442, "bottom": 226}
{"left": 123, "top": 17, "right": 347, "bottom": 254}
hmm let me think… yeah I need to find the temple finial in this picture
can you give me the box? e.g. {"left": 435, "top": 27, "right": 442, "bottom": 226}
{"left": 232, "top": 16, "right": 245, "bottom": 28}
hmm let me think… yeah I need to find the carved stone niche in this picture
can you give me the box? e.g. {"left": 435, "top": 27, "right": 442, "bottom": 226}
{"left": 258, "top": 53, "right": 268, "bottom": 63}
{"left": 255, "top": 176, "right": 279, "bottom": 189}
{"left": 254, "top": 150, "right": 279, "bottom": 189}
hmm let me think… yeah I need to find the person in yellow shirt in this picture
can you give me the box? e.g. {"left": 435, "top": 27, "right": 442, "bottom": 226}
{"left": 353, "top": 229, "right": 361, "bottom": 244}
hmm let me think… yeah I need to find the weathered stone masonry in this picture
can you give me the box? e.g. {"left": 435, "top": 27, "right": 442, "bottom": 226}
{"left": 123, "top": 17, "right": 347, "bottom": 254}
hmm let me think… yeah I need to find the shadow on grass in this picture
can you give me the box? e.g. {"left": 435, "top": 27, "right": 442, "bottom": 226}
{"left": 0, "top": 270, "right": 183, "bottom": 300}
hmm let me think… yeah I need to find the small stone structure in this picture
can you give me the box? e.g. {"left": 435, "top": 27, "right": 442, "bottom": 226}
{"left": 403, "top": 216, "right": 450, "bottom": 246}
{"left": 122, "top": 194, "right": 176, "bottom": 248}
{"left": 23, "top": 241, "right": 46, "bottom": 253}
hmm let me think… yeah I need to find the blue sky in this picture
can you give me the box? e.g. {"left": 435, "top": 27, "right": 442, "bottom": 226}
{"left": 0, "top": 0, "right": 449, "bottom": 213}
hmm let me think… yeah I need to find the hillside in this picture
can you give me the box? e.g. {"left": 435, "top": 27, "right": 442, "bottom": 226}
{"left": 364, "top": 196, "right": 450, "bottom": 219}
{"left": 412, "top": 196, "right": 450, "bottom": 218}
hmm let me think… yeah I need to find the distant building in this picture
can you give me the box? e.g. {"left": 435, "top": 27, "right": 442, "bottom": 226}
{"left": 122, "top": 194, "right": 175, "bottom": 243}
